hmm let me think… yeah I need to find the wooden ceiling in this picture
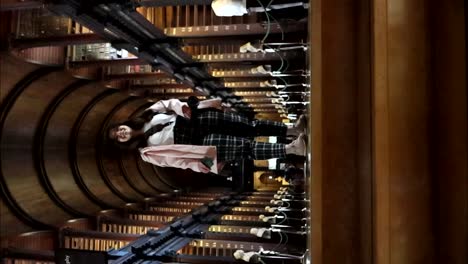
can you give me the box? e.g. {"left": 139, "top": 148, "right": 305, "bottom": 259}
{"left": 6, "top": 0, "right": 309, "bottom": 120}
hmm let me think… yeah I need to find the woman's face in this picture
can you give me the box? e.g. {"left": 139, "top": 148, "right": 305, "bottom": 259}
{"left": 113, "top": 125, "right": 132, "bottom": 142}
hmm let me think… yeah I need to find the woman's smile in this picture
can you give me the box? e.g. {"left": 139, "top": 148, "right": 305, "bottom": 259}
{"left": 116, "top": 125, "right": 132, "bottom": 142}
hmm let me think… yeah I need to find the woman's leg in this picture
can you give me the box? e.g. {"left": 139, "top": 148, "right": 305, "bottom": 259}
{"left": 196, "top": 111, "right": 289, "bottom": 137}
{"left": 202, "top": 133, "right": 305, "bottom": 161}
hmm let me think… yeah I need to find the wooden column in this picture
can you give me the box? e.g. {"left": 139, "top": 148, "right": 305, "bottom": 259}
{"left": 373, "top": 0, "right": 467, "bottom": 264}
{"left": 312, "top": 0, "right": 466, "bottom": 263}
{"left": 311, "top": 0, "right": 372, "bottom": 263}
{"left": 373, "top": 0, "right": 434, "bottom": 263}
{"left": 430, "top": 0, "right": 467, "bottom": 263}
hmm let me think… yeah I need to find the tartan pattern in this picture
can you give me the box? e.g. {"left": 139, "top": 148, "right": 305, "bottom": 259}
{"left": 202, "top": 134, "right": 286, "bottom": 161}
{"left": 173, "top": 116, "right": 196, "bottom": 144}
{"left": 173, "top": 110, "right": 287, "bottom": 145}
{"left": 196, "top": 111, "right": 288, "bottom": 137}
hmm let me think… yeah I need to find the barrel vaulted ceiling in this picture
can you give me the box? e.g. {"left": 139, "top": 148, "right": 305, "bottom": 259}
{"left": 0, "top": 0, "right": 309, "bottom": 244}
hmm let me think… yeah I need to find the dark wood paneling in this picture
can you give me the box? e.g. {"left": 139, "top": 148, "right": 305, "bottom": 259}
{"left": 0, "top": 11, "right": 13, "bottom": 50}
{"left": 34, "top": 79, "right": 91, "bottom": 217}
{"left": 14, "top": 46, "right": 65, "bottom": 66}
{"left": 151, "top": 166, "right": 180, "bottom": 190}
{"left": 152, "top": 163, "right": 218, "bottom": 192}
{"left": 74, "top": 90, "right": 128, "bottom": 207}
{"left": 372, "top": 0, "right": 390, "bottom": 262}
{"left": 8, "top": 230, "right": 56, "bottom": 250}
{"left": 311, "top": 0, "right": 373, "bottom": 263}
{"left": 11, "top": 34, "right": 107, "bottom": 49}
{"left": 430, "top": 0, "right": 468, "bottom": 263}
{"left": 68, "top": 86, "right": 116, "bottom": 209}
{"left": 373, "top": 0, "right": 435, "bottom": 264}
{"left": 356, "top": 0, "right": 373, "bottom": 263}
{"left": 119, "top": 150, "right": 160, "bottom": 197}
{"left": 1, "top": 69, "right": 73, "bottom": 228}
{"left": 136, "top": 156, "right": 174, "bottom": 193}
{"left": 0, "top": 197, "right": 33, "bottom": 247}
{"left": 0, "top": 57, "right": 54, "bottom": 243}
{"left": 0, "top": 0, "right": 43, "bottom": 11}
{"left": 43, "top": 81, "right": 104, "bottom": 215}
{"left": 0, "top": 53, "right": 39, "bottom": 103}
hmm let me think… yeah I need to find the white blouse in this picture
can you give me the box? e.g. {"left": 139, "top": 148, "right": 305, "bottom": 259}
{"left": 143, "top": 113, "right": 177, "bottom": 146}
{"left": 211, "top": 0, "right": 247, "bottom": 17}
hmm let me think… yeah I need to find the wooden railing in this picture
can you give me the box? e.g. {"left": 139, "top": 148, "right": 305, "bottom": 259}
{"left": 221, "top": 215, "right": 260, "bottom": 222}
{"left": 208, "top": 225, "right": 257, "bottom": 234}
{"left": 2, "top": 248, "right": 55, "bottom": 264}
{"left": 61, "top": 218, "right": 95, "bottom": 231}
{"left": 231, "top": 206, "right": 267, "bottom": 216}
{"left": 97, "top": 216, "right": 164, "bottom": 235}
{"left": 152, "top": 200, "right": 204, "bottom": 207}
{"left": 149, "top": 206, "right": 192, "bottom": 214}
{"left": 245, "top": 196, "right": 272, "bottom": 201}
{"left": 239, "top": 200, "right": 271, "bottom": 206}
{"left": 7, "top": 231, "right": 56, "bottom": 251}
{"left": 2, "top": 191, "right": 283, "bottom": 263}
{"left": 219, "top": 214, "right": 270, "bottom": 227}
{"left": 172, "top": 196, "right": 214, "bottom": 202}
{"left": 3, "top": 231, "right": 56, "bottom": 264}
{"left": 59, "top": 228, "right": 139, "bottom": 251}
{"left": 178, "top": 239, "right": 281, "bottom": 257}
{"left": 127, "top": 213, "right": 175, "bottom": 222}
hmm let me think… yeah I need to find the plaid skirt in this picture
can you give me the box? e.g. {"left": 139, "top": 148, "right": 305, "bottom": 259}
{"left": 201, "top": 134, "right": 286, "bottom": 161}
{"left": 173, "top": 110, "right": 287, "bottom": 144}
{"left": 173, "top": 110, "right": 287, "bottom": 161}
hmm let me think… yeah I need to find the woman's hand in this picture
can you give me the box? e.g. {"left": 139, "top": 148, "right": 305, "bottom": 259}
{"left": 182, "top": 105, "right": 192, "bottom": 119}
{"left": 197, "top": 161, "right": 211, "bottom": 174}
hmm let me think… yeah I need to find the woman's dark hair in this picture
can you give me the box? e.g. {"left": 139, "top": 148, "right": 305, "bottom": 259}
{"left": 107, "top": 109, "right": 156, "bottom": 150}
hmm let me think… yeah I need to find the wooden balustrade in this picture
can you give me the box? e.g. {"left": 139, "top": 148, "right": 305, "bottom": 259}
{"left": 231, "top": 206, "right": 267, "bottom": 214}
{"left": 96, "top": 209, "right": 122, "bottom": 218}
{"left": 205, "top": 229, "right": 307, "bottom": 247}
{"left": 183, "top": 192, "right": 228, "bottom": 197}
{"left": 149, "top": 206, "right": 193, "bottom": 214}
{"left": 61, "top": 218, "right": 95, "bottom": 231}
{"left": 59, "top": 228, "right": 139, "bottom": 251}
{"left": 219, "top": 215, "right": 270, "bottom": 227}
{"left": 173, "top": 196, "right": 214, "bottom": 202}
{"left": 204, "top": 232, "right": 268, "bottom": 243}
{"left": 156, "top": 200, "right": 205, "bottom": 207}
{"left": 249, "top": 191, "right": 277, "bottom": 196}
{"left": 240, "top": 200, "right": 309, "bottom": 210}
{"left": 178, "top": 239, "right": 286, "bottom": 257}
{"left": 127, "top": 213, "right": 175, "bottom": 222}
{"left": 122, "top": 202, "right": 145, "bottom": 210}
{"left": 8, "top": 231, "right": 56, "bottom": 251}
{"left": 208, "top": 225, "right": 257, "bottom": 234}
{"left": 245, "top": 196, "right": 272, "bottom": 201}
{"left": 239, "top": 200, "right": 271, "bottom": 206}
{"left": 231, "top": 208, "right": 306, "bottom": 218}
{"left": 2, "top": 248, "right": 55, "bottom": 264}
{"left": 233, "top": 206, "right": 269, "bottom": 211}
{"left": 97, "top": 216, "right": 164, "bottom": 235}
{"left": 221, "top": 215, "right": 260, "bottom": 222}
{"left": 3, "top": 231, "right": 57, "bottom": 264}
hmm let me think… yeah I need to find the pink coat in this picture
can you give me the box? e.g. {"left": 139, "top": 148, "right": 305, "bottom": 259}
{"left": 140, "top": 98, "right": 224, "bottom": 173}
{"left": 140, "top": 145, "right": 219, "bottom": 174}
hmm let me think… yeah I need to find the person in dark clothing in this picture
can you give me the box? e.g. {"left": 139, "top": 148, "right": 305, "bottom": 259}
{"left": 108, "top": 97, "right": 306, "bottom": 173}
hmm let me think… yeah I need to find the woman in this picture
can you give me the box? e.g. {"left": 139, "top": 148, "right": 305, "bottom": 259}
{"left": 108, "top": 97, "right": 306, "bottom": 173}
